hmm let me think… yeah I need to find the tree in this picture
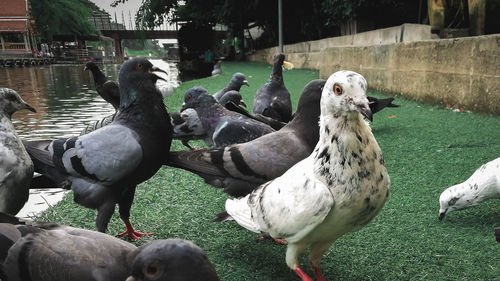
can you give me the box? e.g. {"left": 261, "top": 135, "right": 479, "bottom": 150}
{"left": 31, "top": 0, "right": 99, "bottom": 41}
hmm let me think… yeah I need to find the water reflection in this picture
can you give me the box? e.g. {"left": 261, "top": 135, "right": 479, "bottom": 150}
{"left": 1, "top": 59, "right": 179, "bottom": 139}
{"left": 0, "top": 59, "right": 179, "bottom": 218}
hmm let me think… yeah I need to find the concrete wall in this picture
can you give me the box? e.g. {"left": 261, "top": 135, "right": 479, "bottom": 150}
{"left": 247, "top": 25, "right": 500, "bottom": 115}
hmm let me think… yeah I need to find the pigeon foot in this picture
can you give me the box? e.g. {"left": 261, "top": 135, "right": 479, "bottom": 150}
{"left": 310, "top": 263, "right": 326, "bottom": 281}
{"left": 118, "top": 220, "right": 153, "bottom": 240}
{"left": 293, "top": 266, "right": 313, "bottom": 281}
{"left": 257, "top": 236, "right": 288, "bottom": 245}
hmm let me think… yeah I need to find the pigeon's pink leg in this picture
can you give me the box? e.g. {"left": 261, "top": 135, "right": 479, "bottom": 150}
{"left": 117, "top": 219, "right": 153, "bottom": 240}
{"left": 294, "top": 267, "right": 314, "bottom": 281}
{"left": 311, "top": 264, "right": 326, "bottom": 281}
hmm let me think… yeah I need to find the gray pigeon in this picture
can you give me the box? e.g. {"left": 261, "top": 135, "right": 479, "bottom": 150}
{"left": 438, "top": 157, "right": 500, "bottom": 221}
{"left": 217, "top": 70, "right": 390, "bottom": 281}
{"left": 253, "top": 53, "right": 292, "bottom": 123}
{"left": 0, "top": 215, "right": 220, "bottom": 281}
{"left": 165, "top": 79, "right": 324, "bottom": 197}
{"left": 0, "top": 88, "right": 36, "bottom": 215}
{"left": 212, "top": 72, "right": 249, "bottom": 101}
{"left": 171, "top": 90, "right": 246, "bottom": 150}
{"left": 211, "top": 60, "right": 222, "bottom": 76}
{"left": 181, "top": 87, "right": 274, "bottom": 148}
{"left": 23, "top": 58, "right": 173, "bottom": 239}
{"left": 85, "top": 62, "right": 120, "bottom": 110}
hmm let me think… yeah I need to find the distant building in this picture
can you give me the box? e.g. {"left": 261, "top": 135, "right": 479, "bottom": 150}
{"left": 0, "top": 0, "right": 37, "bottom": 55}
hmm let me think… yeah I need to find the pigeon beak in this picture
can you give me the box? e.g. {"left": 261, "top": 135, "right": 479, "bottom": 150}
{"left": 356, "top": 103, "right": 373, "bottom": 122}
{"left": 84, "top": 66, "right": 88, "bottom": 71}
{"left": 23, "top": 102, "right": 37, "bottom": 113}
{"left": 239, "top": 100, "right": 247, "bottom": 108}
{"left": 180, "top": 103, "right": 188, "bottom": 112}
{"left": 151, "top": 66, "right": 167, "bottom": 81}
{"left": 282, "top": 61, "right": 294, "bottom": 69}
{"left": 438, "top": 211, "right": 446, "bottom": 221}
{"left": 243, "top": 80, "right": 249, "bottom": 87}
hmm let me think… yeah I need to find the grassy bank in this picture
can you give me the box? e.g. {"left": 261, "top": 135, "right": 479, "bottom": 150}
{"left": 39, "top": 61, "right": 499, "bottom": 280}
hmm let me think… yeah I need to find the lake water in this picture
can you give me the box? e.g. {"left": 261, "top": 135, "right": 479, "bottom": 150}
{"left": 0, "top": 59, "right": 180, "bottom": 218}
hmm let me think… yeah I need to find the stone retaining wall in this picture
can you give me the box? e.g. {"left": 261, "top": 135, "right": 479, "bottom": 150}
{"left": 248, "top": 24, "right": 500, "bottom": 114}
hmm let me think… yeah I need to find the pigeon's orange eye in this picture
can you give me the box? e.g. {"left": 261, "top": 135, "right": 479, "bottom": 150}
{"left": 334, "top": 84, "right": 343, "bottom": 95}
{"left": 185, "top": 94, "right": 192, "bottom": 100}
{"left": 136, "top": 63, "right": 143, "bottom": 70}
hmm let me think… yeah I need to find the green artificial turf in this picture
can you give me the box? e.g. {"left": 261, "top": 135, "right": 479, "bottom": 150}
{"left": 39, "top": 61, "right": 499, "bottom": 281}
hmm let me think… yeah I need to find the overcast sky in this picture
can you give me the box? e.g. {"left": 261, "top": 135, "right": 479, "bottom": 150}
{"left": 90, "top": 0, "right": 142, "bottom": 26}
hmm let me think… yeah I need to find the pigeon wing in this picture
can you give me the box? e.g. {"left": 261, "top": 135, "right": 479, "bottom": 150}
{"left": 227, "top": 157, "right": 334, "bottom": 242}
{"left": 53, "top": 124, "right": 142, "bottom": 183}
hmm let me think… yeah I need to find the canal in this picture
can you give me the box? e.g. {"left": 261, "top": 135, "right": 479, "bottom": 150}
{"left": 0, "top": 59, "right": 180, "bottom": 218}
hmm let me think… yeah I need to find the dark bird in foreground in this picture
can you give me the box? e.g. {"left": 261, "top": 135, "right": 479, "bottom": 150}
{"left": 181, "top": 87, "right": 274, "bottom": 148}
{"left": 85, "top": 62, "right": 120, "bottom": 110}
{"left": 212, "top": 72, "right": 249, "bottom": 101}
{"left": 0, "top": 88, "right": 36, "bottom": 215}
{"left": 165, "top": 79, "right": 325, "bottom": 197}
{"left": 217, "top": 70, "right": 390, "bottom": 281}
{"left": 0, "top": 214, "right": 220, "bottom": 281}
{"left": 253, "top": 53, "right": 293, "bottom": 123}
{"left": 23, "top": 58, "right": 173, "bottom": 239}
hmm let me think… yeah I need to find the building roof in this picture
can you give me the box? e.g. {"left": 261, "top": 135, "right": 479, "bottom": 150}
{"left": 0, "top": 0, "right": 35, "bottom": 34}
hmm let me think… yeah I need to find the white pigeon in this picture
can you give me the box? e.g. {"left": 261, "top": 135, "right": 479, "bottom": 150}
{"left": 438, "top": 157, "right": 500, "bottom": 220}
{"left": 0, "top": 88, "right": 36, "bottom": 215}
{"left": 221, "top": 71, "right": 390, "bottom": 281}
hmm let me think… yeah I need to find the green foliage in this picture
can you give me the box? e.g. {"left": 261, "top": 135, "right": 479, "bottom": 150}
{"left": 30, "top": 0, "right": 99, "bottom": 41}
{"left": 39, "top": 61, "right": 500, "bottom": 281}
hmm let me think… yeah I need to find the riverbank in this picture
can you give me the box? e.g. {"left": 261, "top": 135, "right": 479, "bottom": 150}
{"left": 37, "top": 61, "right": 499, "bottom": 281}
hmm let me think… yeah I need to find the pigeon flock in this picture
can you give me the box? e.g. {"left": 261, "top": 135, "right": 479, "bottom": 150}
{"left": 0, "top": 53, "right": 497, "bottom": 281}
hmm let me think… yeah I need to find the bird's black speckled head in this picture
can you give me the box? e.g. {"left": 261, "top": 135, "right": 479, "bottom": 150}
{"left": 181, "top": 87, "right": 217, "bottom": 111}
{"left": 118, "top": 58, "right": 167, "bottom": 108}
{"left": 127, "top": 239, "right": 220, "bottom": 281}
{"left": 0, "top": 88, "right": 36, "bottom": 117}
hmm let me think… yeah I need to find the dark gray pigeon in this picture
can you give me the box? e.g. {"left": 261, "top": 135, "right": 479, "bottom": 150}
{"left": 211, "top": 60, "right": 222, "bottom": 76}
{"left": 0, "top": 215, "right": 220, "bottom": 281}
{"left": 23, "top": 58, "right": 173, "bottom": 239}
{"left": 0, "top": 88, "right": 36, "bottom": 215}
{"left": 212, "top": 72, "right": 249, "bottom": 101}
{"left": 85, "top": 62, "right": 120, "bottom": 110}
{"left": 171, "top": 90, "right": 247, "bottom": 150}
{"left": 181, "top": 87, "right": 274, "bottom": 148}
{"left": 165, "top": 79, "right": 324, "bottom": 197}
{"left": 252, "top": 53, "right": 292, "bottom": 123}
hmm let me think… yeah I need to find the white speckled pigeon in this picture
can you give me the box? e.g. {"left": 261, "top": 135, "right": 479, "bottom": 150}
{"left": 438, "top": 157, "right": 500, "bottom": 221}
{"left": 0, "top": 88, "right": 36, "bottom": 215}
{"left": 212, "top": 72, "right": 249, "bottom": 101}
{"left": 216, "top": 71, "right": 390, "bottom": 281}
{"left": 165, "top": 79, "right": 325, "bottom": 197}
{"left": 181, "top": 87, "right": 274, "bottom": 148}
{"left": 253, "top": 53, "right": 292, "bottom": 123}
{"left": 85, "top": 62, "right": 120, "bottom": 110}
{"left": 23, "top": 58, "right": 173, "bottom": 239}
{"left": 0, "top": 214, "right": 220, "bottom": 281}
